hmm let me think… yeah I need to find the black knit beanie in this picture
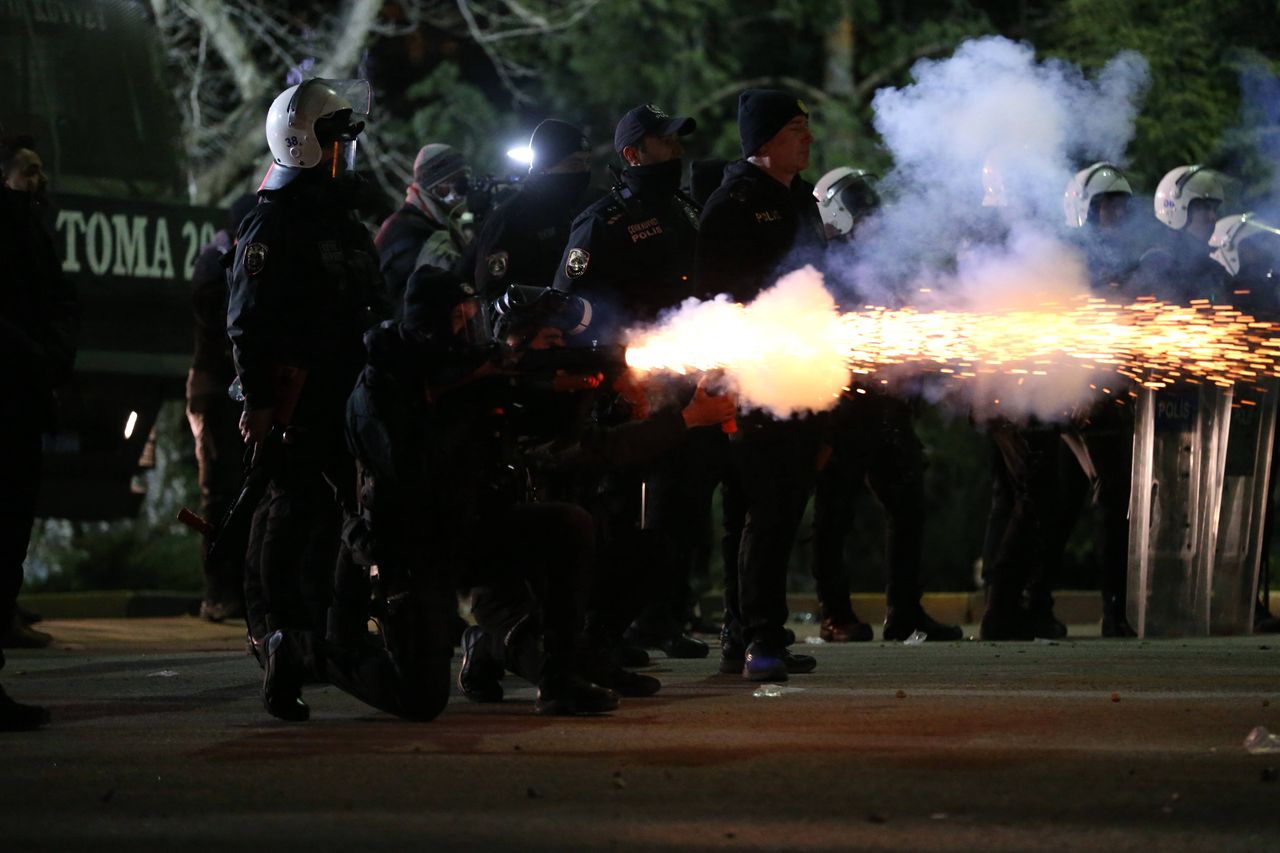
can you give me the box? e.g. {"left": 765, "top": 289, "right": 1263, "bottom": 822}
{"left": 737, "top": 89, "right": 808, "bottom": 158}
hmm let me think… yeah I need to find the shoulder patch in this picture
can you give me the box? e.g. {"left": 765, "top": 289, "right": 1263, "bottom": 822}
{"left": 565, "top": 248, "right": 590, "bottom": 279}
{"left": 486, "top": 251, "right": 509, "bottom": 280}
{"left": 244, "top": 242, "right": 268, "bottom": 276}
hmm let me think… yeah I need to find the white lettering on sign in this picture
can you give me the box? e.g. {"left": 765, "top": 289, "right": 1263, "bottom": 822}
{"left": 111, "top": 214, "right": 148, "bottom": 277}
{"left": 85, "top": 212, "right": 112, "bottom": 276}
{"left": 56, "top": 203, "right": 218, "bottom": 283}
{"left": 55, "top": 209, "right": 86, "bottom": 273}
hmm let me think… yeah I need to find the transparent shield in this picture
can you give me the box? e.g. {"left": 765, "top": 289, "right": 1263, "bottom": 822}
{"left": 1210, "top": 379, "right": 1277, "bottom": 634}
{"left": 1127, "top": 384, "right": 1232, "bottom": 637}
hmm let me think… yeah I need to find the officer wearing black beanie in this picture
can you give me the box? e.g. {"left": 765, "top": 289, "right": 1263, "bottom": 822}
{"left": 473, "top": 119, "right": 593, "bottom": 300}
{"left": 693, "top": 89, "right": 828, "bottom": 683}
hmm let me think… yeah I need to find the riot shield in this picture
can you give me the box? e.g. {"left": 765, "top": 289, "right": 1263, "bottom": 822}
{"left": 1127, "top": 384, "right": 1233, "bottom": 637}
{"left": 1210, "top": 379, "right": 1278, "bottom": 634}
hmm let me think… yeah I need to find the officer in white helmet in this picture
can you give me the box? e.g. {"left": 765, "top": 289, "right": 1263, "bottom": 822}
{"left": 1063, "top": 161, "right": 1132, "bottom": 231}
{"left": 1133, "top": 164, "right": 1230, "bottom": 303}
{"left": 812, "top": 167, "right": 880, "bottom": 242}
{"left": 1212, "top": 213, "right": 1280, "bottom": 634}
{"left": 1210, "top": 212, "right": 1280, "bottom": 284}
{"left": 1062, "top": 161, "right": 1146, "bottom": 297}
{"left": 227, "top": 78, "right": 403, "bottom": 722}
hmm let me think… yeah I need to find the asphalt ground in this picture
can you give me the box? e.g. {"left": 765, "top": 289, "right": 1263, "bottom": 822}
{"left": 3, "top": 618, "right": 1279, "bottom": 851}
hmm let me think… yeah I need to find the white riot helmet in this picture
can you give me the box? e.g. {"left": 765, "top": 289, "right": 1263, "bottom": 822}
{"left": 813, "top": 167, "right": 880, "bottom": 238}
{"left": 1209, "top": 213, "right": 1280, "bottom": 276}
{"left": 1153, "top": 164, "right": 1226, "bottom": 230}
{"left": 265, "top": 78, "right": 371, "bottom": 170}
{"left": 1063, "top": 162, "right": 1132, "bottom": 228}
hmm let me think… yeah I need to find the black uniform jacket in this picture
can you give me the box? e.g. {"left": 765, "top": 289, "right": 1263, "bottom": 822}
{"left": 553, "top": 166, "right": 700, "bottom": 340}
{"left": 694, "top": 159, "right": 827, "bottom": 303}
{"left": 1131, "top": 227, "right": 1230, "bottom": 305}
{"left": 472, "top": 176, "right": 586, "bottom": 297}
{"left": 227, "top": 171, "right": 388, "bottom": 422}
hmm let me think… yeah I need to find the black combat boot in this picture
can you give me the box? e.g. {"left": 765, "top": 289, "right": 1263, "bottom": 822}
{"left": 534, "top": 673, "right": 620, "bottom": 715}
{"left": 0, "top": 684, "right": 49, "bottom": 732}
{"left": 505, "top": 617, "right": 619, "bottom": 715}
{"left": 1100, "top": 596, "right": 1136, "bottom": 638}
{"left": 742, "top": 642, "right": 817, "bottom": 682}
{"left": 458, "top": 625, "right": 504, "bottom": 702}
{"left": 262, "top": 630, "right": 310, "bottom": 722}
{"left": 576, "top": 638, "right": 660, "bottom": 698}
{"left": 883, "top": 604, "right": 964, "bottom": 642}
{"left": 979, "top": 585, "right": 1036, "bottom": 641}
{"left": 718, "top": 624, "right": 745, "bottom": 674}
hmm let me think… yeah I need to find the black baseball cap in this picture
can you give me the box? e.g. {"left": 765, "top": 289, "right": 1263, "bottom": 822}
{"left": 613, "top": 104, "right": 696, "bottom": 154}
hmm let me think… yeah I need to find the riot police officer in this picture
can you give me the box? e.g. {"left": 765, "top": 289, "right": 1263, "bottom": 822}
{"left": 695, "top": 90, "right": 826, "bottom": 681}
{"left": 227, "top": 78, "right": 391, "bottom": 721}
{"left": 375, "top": 143, "right": 472, "bottom": 315}
{"left": 809, "top": 167, "right": 961, "bottom": 643}
{"left": 553, "top": 103, "right": 711, "bottom": 659}
{"left": 473, "top": 119, "right": 592, "bottom": 297}
{"left": 1133, "top": 165, "right": 1231, "bottom": 304}
{"left": 1048, "top": 162, "right": 1146, "bottom": 637}
{"left": 1210, "top": 213, "right": 1280, "bottom": 633}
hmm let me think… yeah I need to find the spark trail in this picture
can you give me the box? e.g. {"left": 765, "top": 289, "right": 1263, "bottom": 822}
{"left": 624, "top": 267, "right": 1280, "bottom": 417}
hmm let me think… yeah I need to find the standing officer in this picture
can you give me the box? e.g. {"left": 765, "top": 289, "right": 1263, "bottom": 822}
{"left": 187, "top": 194, "right": 256, "bottom": 623}
{"left": 0, "top": 133, "right": 77, "bottom": 729}
{"left": 553, "top": 103, "right": 710, "bottom": 658}
{"left": 1049, "top": 162, "right": 1144, "bottom": 637}
{"left": 809, "top": 167, "right": 962, "bottom": 643}
{"left": 1134, "top": 165, "right": 1231, "bottom": 304}
{"left": 375, "top": 143, "right": 472, "bottom": 315}
{"left": 553, "top": 104, "right": 699, "bottom": 336}
{"left": 695, "top": 90, "right": 827, "bottom": 681}
{"left": 474, "top": 119, "right": 592, "bottom": 297}
{"left": 228, "top": 78, "right": 390, "bottom": 721}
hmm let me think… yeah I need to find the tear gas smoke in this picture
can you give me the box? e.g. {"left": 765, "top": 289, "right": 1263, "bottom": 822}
{"left": 842, "top": 35, "right": 1150, "bottom": 298}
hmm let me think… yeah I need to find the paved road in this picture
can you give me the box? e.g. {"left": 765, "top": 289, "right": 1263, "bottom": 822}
{"left": 3, "top": 618, "right": 1279, "bottom": 851}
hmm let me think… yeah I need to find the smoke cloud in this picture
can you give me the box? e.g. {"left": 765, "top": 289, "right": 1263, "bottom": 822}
{"left": 628, "top": 37, "right": 1154, "bottom": 421}
{"left": 842, "top": 36, "right": 1149, "bottom": 296}
{"left": 834, "top": 36, "right": 1152, "bottom": 419}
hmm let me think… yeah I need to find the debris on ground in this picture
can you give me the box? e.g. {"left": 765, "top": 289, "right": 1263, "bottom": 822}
{"left": 752, "top": 684, "right": 805, "bottom": 698}
{"left": 1244, "top": 726, "right": 1280, "bottom": 754}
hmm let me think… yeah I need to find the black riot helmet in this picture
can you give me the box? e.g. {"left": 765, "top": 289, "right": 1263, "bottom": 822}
{"left": 492, "top": 285, "right": 592, "bottom": 347}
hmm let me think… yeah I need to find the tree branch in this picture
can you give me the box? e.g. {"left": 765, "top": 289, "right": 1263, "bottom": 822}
{"left": 852, "top": 39, "right": 956, "bottom": 101}
{"left": 178, "top": 0, "right": 265, "bottom": 100}
{"left": 688, "top": 76, "right": 831, "bottom": 118}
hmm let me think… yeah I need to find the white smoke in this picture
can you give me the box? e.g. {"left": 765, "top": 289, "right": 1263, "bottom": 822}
{"left": 862, "top": 37, "right": 1148, "bottom": 275}
{"left": 832, "top": 36, "right": 1150, "bottom": 419}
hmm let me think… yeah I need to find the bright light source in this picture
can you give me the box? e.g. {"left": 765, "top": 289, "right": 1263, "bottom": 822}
{"left": 506, "top": 145, "right": 534, "bottom": 165}
{"left": 124, "top": 410, "right": 138, "bottom": 439}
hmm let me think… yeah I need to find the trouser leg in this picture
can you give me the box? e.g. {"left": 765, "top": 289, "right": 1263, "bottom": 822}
{"left": 811, "top": 452, "right": 858, "bottom": 620}
{"left": 0, "top": 417, "right": 42, "bottom": 663}
{"left": 733, "top": 418, "right": 819, "bottom": 647}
